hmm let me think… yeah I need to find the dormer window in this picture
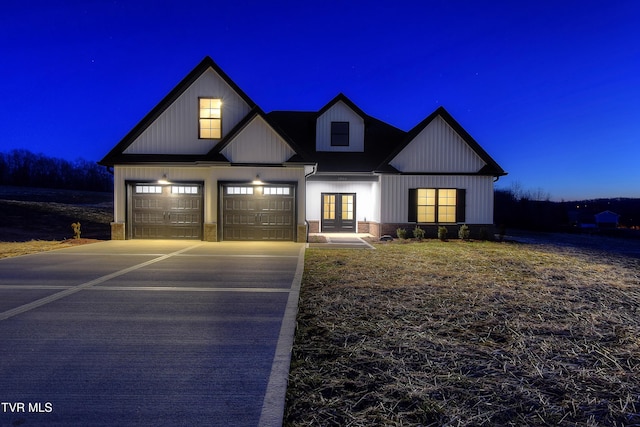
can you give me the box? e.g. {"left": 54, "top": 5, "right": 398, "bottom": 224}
{"left": 330, "top": 121, "right": 349, "bottom": 146}
{"left": 199, "top": 98, "right": 222, "bottom": 139}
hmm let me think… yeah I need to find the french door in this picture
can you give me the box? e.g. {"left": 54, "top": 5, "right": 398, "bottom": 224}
{"left": 321, "top": 193, "right": 356, "bottom": 232}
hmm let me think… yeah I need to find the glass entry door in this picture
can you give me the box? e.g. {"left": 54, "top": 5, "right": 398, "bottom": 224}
{"left": 321, "top": 193, "right": 356, "bottom": 232}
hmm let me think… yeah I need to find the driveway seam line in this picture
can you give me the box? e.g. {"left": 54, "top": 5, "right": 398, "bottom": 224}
{"left": 0, "top": 243, "right": 204, "bottom": 321}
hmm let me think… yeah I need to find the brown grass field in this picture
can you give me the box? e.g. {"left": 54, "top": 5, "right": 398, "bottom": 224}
{"left": 285, "top": 240, "right": 640, "bottom": 426}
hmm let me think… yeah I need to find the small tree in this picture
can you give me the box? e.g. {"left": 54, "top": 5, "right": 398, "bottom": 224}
{"left": 413, "top": 225, "right": 425, "bottom": 241}
{"left": 438, "top": 226, "right": 448, "bottom": 241}
{"left": 458, "top": 224, "right": 470, "bottom": 241}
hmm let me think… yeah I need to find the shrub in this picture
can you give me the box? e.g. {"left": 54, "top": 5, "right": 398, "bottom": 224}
{"left": 458, "top": 224, "right": 470, "bottom": 240}
{"left": 71, "top": 222, "right": 81, "bottom": 239}
{"left": 396, "top": 228, "right": 407, "bottom": 240}
{"left": 438, "top": 226, "right": 448, "bottom": 241}
{"left": 413, "top": 225, "right": 425, "bottom": 241}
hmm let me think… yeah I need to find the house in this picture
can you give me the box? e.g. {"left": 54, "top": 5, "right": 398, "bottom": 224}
{"left": 100, "top": 56, "right": 506, "bottom": 242}
{"left": 595, "top": 210, "right": 620, "bottom": 228}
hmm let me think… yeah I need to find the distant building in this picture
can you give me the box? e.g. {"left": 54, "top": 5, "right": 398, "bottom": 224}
{"left": 595, "top": 210, "right": 620, "bottom": 228}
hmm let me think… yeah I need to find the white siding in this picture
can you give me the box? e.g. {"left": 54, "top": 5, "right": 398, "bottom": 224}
{"left": 124, "top": 68, "right": 252, "bottom": 155}
{"left": 316, "top": 101, "right": 365, "bottom": 152}
{"left": 380, "top": 174, "right": 495, "bottom": 224}
{"left": 220, "top": 116, "right": 296, "bottom": 163}
{"left": 306, "top": 180, "right": 380, "bottom": 223}
{"left": 390, "top": 116, "right": 486, "bottom": 173}
{"left": 113, "top": 165, "right": 306, "bottom": 225}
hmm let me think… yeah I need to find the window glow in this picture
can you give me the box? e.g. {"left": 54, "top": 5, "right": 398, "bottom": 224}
{"left": 136, "top": 185, "right": 162, "bottom": 194}
{"left": 227, "top": 186, "right": 254, "bottom": 195}
{"left": 323, "top": 194, "right": 336, "bottom": 219}
{"left": 417, "top": 188, "right": 456, "bottom": 223}
{"left": 342, "top": 195, "right": 353, "bottom": 220}
{"left": 172, "top": 186, "right": 199, "bottom": 194}
{"left": 199, "top": 98, "right": 222, "bottom": 139}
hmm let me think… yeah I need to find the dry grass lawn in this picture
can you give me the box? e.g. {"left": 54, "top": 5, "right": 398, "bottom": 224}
{"left": 285, "top": 240, "right": 640, "bottom": 426}
{"left": 0, "top": 239, "right": 99, "bottom": 259}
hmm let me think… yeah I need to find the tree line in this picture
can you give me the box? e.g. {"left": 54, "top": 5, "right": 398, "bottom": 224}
{"left": 495, "top": 187, "right": 639, "bottom": 231}
{"left": 0, "top": 149, "right": 113, "bottom": 192}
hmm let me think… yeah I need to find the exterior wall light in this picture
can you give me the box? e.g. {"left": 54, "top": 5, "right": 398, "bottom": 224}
{"left": 158, "top": 174, "right": 170, "bottom": 184}
{"left": 252, "top": 174, "right": 264, "bottom": 185}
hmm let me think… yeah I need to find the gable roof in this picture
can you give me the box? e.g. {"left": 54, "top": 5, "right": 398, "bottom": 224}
{"left": 268, "top": 94, "right": 406, "bottom": 173}
{"left": 99, "top": 56, "right": 257, "bottom": 166}
{"left": 380, "top": 106, "right": 507, "bottom": 176}
{"left": 206, "top": 107, "right": 310, "bottom": 164}
{"left": 317, "top": 93, "right": 368, "bottom": 119}
{"left": 99, "top": 57, "right": 506, "bottom": 177}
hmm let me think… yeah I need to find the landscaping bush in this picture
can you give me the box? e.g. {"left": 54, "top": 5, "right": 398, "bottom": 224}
{"left": 413, "top": 225, "right": 425, "bottom": 241}
{"left": 438, "top": 226, "right": 448, "bottom": 241}
{"left": 458, "top": 224, "right": 470, "bottom": 240}
{"left": 396, "top": 228, "right": 407, "bottom": 240}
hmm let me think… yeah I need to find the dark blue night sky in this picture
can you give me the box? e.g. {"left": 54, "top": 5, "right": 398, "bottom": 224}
{"left": 1, "top": 0, "right": 638, "bottom": 200}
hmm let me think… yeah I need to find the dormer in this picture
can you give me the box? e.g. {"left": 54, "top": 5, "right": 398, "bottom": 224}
{"left": 315, "top": 94, "right": 365, "bottom": 152}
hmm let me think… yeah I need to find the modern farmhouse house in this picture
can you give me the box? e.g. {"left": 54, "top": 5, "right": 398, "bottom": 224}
{"left": 100, "top": 56, "right": 506, "bottom": 242}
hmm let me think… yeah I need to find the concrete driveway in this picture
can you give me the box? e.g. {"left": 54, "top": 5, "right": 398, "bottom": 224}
{"left": 0, "top": 240, "right": 305, "bottom": 427}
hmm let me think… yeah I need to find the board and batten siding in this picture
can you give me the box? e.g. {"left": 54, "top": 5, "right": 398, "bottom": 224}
{"left": 306, "top": 180, "right": 380, "bottom": 223}
{"left": 390, "top": 116, "right": 486, "bottom": 173}
{"left": 380, "top": 175, "right": 495, "bottom": 224}
{"left": 123, "top": 68, "right": 252, "bottom": 155}
{"left": 220, "top": 116, "right": 296, "bottom": 163}
{"left": 113, "top": 165, "right": 306, "bottom": 225}
{"left": 315, "top": 101, "right": 365, "bottom": 152}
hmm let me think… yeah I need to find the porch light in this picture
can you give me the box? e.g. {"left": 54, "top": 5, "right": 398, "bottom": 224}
{"left": 252, "top": 174, "right": 264, "bottom": 185}
{"left": 158, "top": 174, "right": 170, "bottom": 185}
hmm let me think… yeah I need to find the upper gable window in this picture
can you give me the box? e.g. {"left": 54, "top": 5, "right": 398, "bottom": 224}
{"left": 330, "top": 122, "right": 349, "bottom": 146}
{"left": 199, "top": 98, "right": 222, "bottom": 139}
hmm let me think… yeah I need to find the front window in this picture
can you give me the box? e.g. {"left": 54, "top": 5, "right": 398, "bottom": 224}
{"left": 416, "top": 188, "right": 458, "bottom": 223}
{"left": 199, "top": 98, "right": 222, "bottom": 139}
{"left": 330, "top": 122, "right": 349, "bottom": 146}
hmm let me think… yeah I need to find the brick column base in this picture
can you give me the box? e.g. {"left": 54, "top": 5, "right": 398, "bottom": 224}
{"left": 204, "top": 223, "right": 218, "bottom": 242}
{"left": 110, "top": 222, "right": 125, "bottom": 240}
{"left": 297, "top": 225, "right": 307, "bottom": 243}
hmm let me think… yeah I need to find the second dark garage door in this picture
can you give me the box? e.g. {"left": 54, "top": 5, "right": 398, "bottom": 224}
{"left": 222, "top": 184, "right": 295, "bottom": 241}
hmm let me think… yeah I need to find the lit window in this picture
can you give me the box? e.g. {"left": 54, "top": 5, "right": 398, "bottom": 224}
{"left": 417, "top": 189, "right": 436, "bottom": 223}
{"left": 171, "top": 186, "right": 199, "bottom": 194}
{"left": 136, "top": 185, "right": 162, "bottom": 194}
{"left": 415, "top": 188, "right": 458, "bottom": 223}
{"left": 341, "top": 195, "right": 354, "bottom": 220}
{"left": 199, "top": 98, "right": 222, "bottom": 139}
{"left": 323, "top": 194, "right": 336, "bottom": 220}
{"left": 226, "top": 186, "right": 254, "bottom": 195}
{"left": 438, "top": 189, "right": 457, "bottom": 223}
{"left": 264, "top": 187, "right": 291, "bottom": 195}
{"left": 331, "top": 122, "right": 349, "bottom": 146}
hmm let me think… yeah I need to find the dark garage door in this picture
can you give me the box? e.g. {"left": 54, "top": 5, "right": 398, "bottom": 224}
{"left": 222, "top": 184, "right": 295, "bottom": 241}
{"left": 130, "top": 184, "right": 203, "bottom": 239}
